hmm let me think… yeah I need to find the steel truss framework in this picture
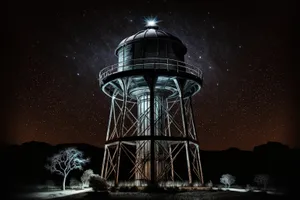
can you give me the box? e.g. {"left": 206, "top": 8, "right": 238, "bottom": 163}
{"left": 101, "top": 76, "right": 204, "bottom": 186}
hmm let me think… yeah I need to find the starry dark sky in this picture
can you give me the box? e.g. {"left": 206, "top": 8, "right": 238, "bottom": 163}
{"left": 6, "top": 0, "right": 296, "bottom": 150}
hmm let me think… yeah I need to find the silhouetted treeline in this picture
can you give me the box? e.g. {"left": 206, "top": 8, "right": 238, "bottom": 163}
{"left": 2, "top": 141, "right": 300, "bottom": 194}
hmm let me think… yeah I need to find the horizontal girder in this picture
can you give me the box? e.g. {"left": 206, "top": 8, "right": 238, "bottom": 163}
{"left": 105, "top": 135, "right": 199, "bottom": 146}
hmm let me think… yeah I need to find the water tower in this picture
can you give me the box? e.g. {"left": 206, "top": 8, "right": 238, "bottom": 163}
{"left": 99, "top": 19, "right": 204, "bottom": 187}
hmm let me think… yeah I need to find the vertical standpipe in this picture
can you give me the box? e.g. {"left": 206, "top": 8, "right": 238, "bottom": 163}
{"left": 135, "top": 92, "right": 168, "bottom": 181}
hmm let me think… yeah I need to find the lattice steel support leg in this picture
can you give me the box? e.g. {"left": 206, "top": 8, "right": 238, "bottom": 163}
{"left": 115, "top": 78, "right": 129, "bottom": 186}
{"left": 174, "top": 79, "right": 192, "bottom": 185}
{"left": 115, "top": 143, "right": 121, "bottom": 186}
{"left": 104, "top": 146, "right": 110, "bottom": 180}
{"left": 101, "top": 92, "right": 116, "bottom": 179}
{"left": 166, "top": 100, "right": 175, "bottom": 181}
{"left": 196, "top": 145, "right": 204, "bottom": 184}
{"left": 101, "top": 146, "right": 107, "bottom": 178}
{"left": 189, "top": 97, "right": 204, "bottom": 185}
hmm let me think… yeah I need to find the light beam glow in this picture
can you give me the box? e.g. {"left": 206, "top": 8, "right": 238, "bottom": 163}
{"left": 144, "top": 16, "right": 160, "bottom": 27}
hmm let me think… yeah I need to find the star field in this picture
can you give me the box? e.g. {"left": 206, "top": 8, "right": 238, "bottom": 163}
{"left": 7, "top": 0, "right": 295, "bottom": 150}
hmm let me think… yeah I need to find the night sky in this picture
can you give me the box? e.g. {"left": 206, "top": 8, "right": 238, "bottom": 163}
{"left": 6, "top": 1, "right": 295, "bottom": 150}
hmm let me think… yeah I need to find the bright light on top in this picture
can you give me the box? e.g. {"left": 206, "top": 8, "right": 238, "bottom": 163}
{"left": 144, "top": 16, "right": 160, "bottom": 28}
{"left": 147, "top": 19, "right": 157, "bottom": 26}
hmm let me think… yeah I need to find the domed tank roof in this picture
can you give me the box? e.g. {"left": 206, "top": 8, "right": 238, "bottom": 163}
{"left": 115, "top": 25, "right": 186, "bottom": 56}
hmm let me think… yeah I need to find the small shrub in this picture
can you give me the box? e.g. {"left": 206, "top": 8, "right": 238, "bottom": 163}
{"left": 220, "top": 174, "right": 236, "bottom": 188}
{"left": 193, "top": 181, "right": 202, "bottom": 187}
{"left": 106, "top": 180, "right": 114, "bottom": 187}
{"left": 164, "top": 181, "right": 182, "bottom": 187}
{"left": 246, "top": 184, "right": 253, "bottom": 191}
{"left": 254, "top": 174, "right": 270, "bottom": 190}
{"left": 134, "top": 179, "right": 148, "bottom": 187}
{"left": 45, "top": 180, "right": 56, "bottom": 190}
{"left": 119, "top": 186, "right": 130, "bottom": 192}
{"left": 70, "top": 178, "right": 82, "bottom": 190}
{"left": 89, "top": 174, "right": 108, "bottom": 192}
{"left": 142, "top": 184, "right": 164, "bottom": 193}
{"left": 215, "top": 184, "right": 223, "bottom": 189}
{"left": 37, "top": 185, "right": 45, "bottom": 190}
{"left": 206, "top": 180, "right": 213, "bottom": 187}
{"left": 181, "top": 181, "right": 189, "bottom": 187}
{"left": 81, "top": 169, "right": 94, "bottom": 188}
{"left": 110, "top": 186, "right": 117, "bottom": 192}
{"left": 129, "top": 186, "right": 139, "bottom": 192}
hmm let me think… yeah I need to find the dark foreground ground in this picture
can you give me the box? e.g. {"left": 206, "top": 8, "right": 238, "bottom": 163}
{"left": 51, "top": 191, "right": 288, "bottom": 200}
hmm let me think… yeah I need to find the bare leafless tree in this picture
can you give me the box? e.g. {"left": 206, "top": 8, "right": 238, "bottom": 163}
{"left": 254, "top": 174, "right": 270, "bottom": 190}
{"left": 220, "top": 174, "right": 236, "bottom": 188}
{"left": 45, "top": 147, "right": 90, "bottom": 190}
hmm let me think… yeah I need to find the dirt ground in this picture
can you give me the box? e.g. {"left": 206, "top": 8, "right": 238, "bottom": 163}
{"left": 54, "top": 190, "right": 288, "bottom": 200}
